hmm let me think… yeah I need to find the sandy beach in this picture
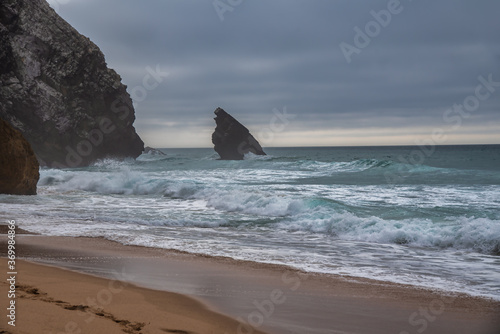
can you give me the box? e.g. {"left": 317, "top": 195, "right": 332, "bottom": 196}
{"left": 1, "top": 230, "right": 499, "bottom": 334}
{"left": 1, "top": 258, "right": 268, "bottom": 334}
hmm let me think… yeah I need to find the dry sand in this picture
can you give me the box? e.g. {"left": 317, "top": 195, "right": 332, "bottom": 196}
{"left": 1, "top": 232, "right": 499, "bottom": 334}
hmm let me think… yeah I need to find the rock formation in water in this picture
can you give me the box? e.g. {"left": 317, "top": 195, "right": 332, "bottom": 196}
{"left": 0, "top": 0, "right": 144, "bottom": 168}
{"left": 212, "top": 107, "right": 266, "bottom": 160}
{"left": 0, "top": 118, "right": 40, "bottom": 195}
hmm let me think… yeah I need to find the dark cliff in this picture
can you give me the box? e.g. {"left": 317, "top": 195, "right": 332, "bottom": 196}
{"left": 0, "top": 0, "right": 144, "bottom": 168}
{"left": 212, "top": 107, "right": 266, "bottom": 160}
{"left": 0, "top": 118, "right": 39, "bottom": 195}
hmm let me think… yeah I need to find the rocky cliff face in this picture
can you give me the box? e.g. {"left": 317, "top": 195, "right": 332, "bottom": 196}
{"left": 212, "top": 107, "right": 266, "bottom": 160}
{"left": 0, "top": 0, "right": 144, "bottom": 168}
{"left": 0, "top": 118, "right": 39, "bottom": 195}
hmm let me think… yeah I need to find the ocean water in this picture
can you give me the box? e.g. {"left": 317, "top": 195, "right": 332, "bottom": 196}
{"left": 1, "top": 145, "right": 500, "bottom": 300}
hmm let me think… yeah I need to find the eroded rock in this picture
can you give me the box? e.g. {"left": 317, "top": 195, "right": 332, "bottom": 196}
{"left": 212, "top": 107, "right": 266, "bottom": 160}
{"left": 0, "top": 0, "right": 144, "bottom": 168}
{"left": 0, "top": 118, "right": 39, "bottom": 195}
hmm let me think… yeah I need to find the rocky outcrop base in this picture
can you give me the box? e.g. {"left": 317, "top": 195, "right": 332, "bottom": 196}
{"left": 0, "top": 118, "right": 39, "bottom": 195}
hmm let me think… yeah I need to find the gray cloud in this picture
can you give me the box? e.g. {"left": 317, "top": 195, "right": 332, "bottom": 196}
{"left": 51, "top": 0, "right": 500, "bottom": 147}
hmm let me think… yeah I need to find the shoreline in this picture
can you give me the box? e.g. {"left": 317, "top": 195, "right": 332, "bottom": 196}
{"left": 6, "top": 226, "right": 500, "bottom": 302}
{"left": 1, "top": 233, "right": 499, "bottom": 333}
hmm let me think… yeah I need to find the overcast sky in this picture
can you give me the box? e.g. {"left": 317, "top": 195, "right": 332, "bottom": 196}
{"left": 48, "top": 0, "right": 500, "bottom": 148}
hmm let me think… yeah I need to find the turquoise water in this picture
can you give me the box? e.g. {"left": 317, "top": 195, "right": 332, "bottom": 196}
{"left": 1, "top": 145, "right": 499, "bottom": 299}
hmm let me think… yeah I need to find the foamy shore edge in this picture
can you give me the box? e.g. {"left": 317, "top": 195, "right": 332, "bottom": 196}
{"left": 1, "top": 229, "right": 500, "bottom": 334}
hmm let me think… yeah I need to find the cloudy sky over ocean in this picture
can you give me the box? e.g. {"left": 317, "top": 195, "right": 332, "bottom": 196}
{"left": 48, "top": 0, "right": 500, "bottom": 148}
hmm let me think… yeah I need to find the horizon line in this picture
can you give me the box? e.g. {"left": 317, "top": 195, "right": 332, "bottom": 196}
{"left": 151, "top": 143, "right": 500, "bottom": 150}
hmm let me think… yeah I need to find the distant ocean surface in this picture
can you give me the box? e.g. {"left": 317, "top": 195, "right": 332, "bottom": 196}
{"left": 2, "top": 145, "right": 500, "bottom": 300}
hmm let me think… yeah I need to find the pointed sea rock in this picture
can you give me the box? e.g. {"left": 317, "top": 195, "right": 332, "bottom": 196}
{"left": 212, "top": 107, "right": 266, "bottom": 160}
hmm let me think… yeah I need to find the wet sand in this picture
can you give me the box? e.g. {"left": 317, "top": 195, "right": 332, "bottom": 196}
{"left": 0, "top": 258, "right": 268, "bottom": 334}
{"left": 1, "top": 233, "right": 500, "bottom": 334}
